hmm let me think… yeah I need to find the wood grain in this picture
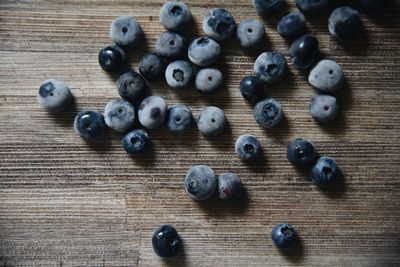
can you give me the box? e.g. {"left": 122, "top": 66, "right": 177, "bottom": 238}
{"left": 0, "top": 0, "right": 399, "bottom": 266}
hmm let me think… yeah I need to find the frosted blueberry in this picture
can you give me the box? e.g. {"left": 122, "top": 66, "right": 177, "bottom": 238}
{"left": 309, "top": 93, "right": 339, "bottom": 123}
{"left": 37, "top": 79, "right": 72, "bottom": 112}
{"left": 197, "top": 106, "right": 226, "bottom": 137}
{"left": 159, "top": 1, "right": 192, "bottom": 32}
{"left": 165, "top": 60, "right": 194, "bottom": 89}
{"left": 138, "top": 96, "right": 167, "bottom": 129}
{"left": 235, "top": 134, "right": 261, "bottom": 160}
{"left": 195, "top": 68, "right": 223, "bottom": 94}
{"left": 253, "top": 97, "right": 283, "bottom": 129}
{"left": 188, "top": 37, "right": 221, "bottom": 67}
{"left": 254, "top": 51, "right": 287, "bottom": 84}
{"left": 184, "top": 165, "right": 217, "bottom": 200}
{"left": 271, "top": 223, "right": 299, "bottom": 249}
{"left": 236, "top": 19, "right": 265, "bottom": 50}
{"left": 277, "top": 12, "right": 308, "bottom": 40}
{"left": 310, "top": 156, "right": 340, "bottom": 186}
{"left": 74, "top": 110, "right": 107, "bottom": 140}
{"left": 139, "top": 53, "right": 166, "bottom": 81}
{"left": 116, "top": 70, "right": 147, "bottom": 102}
{"left": 156, "top": 31, "right": 186, "bottom": 58}
{"left": 218, "top": 172, "right": 243, "bottom": 200}
{"left": 202, "top": 8, "right": 236, "bottom": 41}
{"left": 167, "top": 104, "right": 193, "bottom": 133}
{"left": 104, "top": 99, "right": 136, "bottom": 133}
{"left": 109, "top": 16, "right": 143, "bottom": 47}
{"left": 308, "top": 59, "right": 344, "bottom": 92}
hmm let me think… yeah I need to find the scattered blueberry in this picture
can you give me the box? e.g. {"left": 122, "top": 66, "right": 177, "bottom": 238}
{"left": 308, "top": 59, "right": 344, "bottom": 92}
{"left": 37, "top": 79, "right": 72, "bottom": 112}
{"left": 167, "top": 104, "right": 193, "bottom": 133}
{"left": 218, "top": 172, "right": 243, "bottom": 200}
{"left": 197, "top": 106, "right": 226, "bottom": 136}
{"left": 98, "top": 45, "right": 126, "bottom": 73}
{"left": 252, "top": 0, "right": 283, "bottom": 16}
{"left": 236, "top": 19, "right": 265, "bottom": 50}
{"left": 156, "top": 31, "right": 186, "bottom": 58}
{"left": 277, "top": 12, "right": 308, "bottom": 40}
{"left": 296, "top": 0, "right": 330, "bottom": 16}
{"left": 290, "top": 34, "right": 319, "bottom": 69}
{"left": 239, "top": 76, "right": 264, "bottom": 102}
{"left": 184, "top": 165, "right": 217, "bottom": 200}
{"left": 309, "top": 93, "right": 339, "bottom": 123}
{"left": 310, "top": 156, "right": 340, "bottom": 186}
{"left": 74, "top": 110, "right": 107, "bottom": 140}
{"left": 122, "top": 129, "right": 150, "bottom": 154}
{"left": 286, "top": 138, "right": 317, "bottom": 167}
{"left": 271, "top": 223, "right": 299, "bottom": 249}
{"left": 253, "top": 97, "right": 283, "bottom": 129}
{"left": 165, "top": 60, "right": 194, "bottom": 89}
{"left": 116, "top": 70, "right": 147, "bottom": 102}
{"left": 138, "top": 96, "right": 167, "bottom": 129}
{"left": 188, "top": 37, "right": 221, "bottom": 67}
{"left": 152, "top": 224, "right": 181, "bottom": 258}
{"left": 362, "top": 0, "right": 389, "bottom": 14}
{"left": 195, "top": 68, "right": 223, "bottom": 94}
{"left": 254, "top": 51, "right": 287, "bottom": 84}
{"left": 235, "top": 134, "right": 261, "bottom": 160}
{"left": 159, "top": 0, "right": 192, "bottom": 32}
{"left": 328, "top": 6, "right": 362, "bottom": 42}
{"left": 109, "top": 16, "right": 142, "bottom": 47}
{"left": 139, "top": 53, "right": 166, "bottom": 81}
{"left": 104, "top": 99, "right": 136, "bottom": 133}
{"left": 202, "top": 8, "right": 236, "bottom": 41}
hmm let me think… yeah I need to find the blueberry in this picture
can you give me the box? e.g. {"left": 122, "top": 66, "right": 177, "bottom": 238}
{"left": 109, "top": 16, "right": 142, "bottom": 47}
{"left": 74, "top": 110, "right": 107, "bottom": 140}
{"left": 155, "top": 31, "right": 186, "bottom": 58}
{"left": 328, "top": 6, "right": 362, "bottom": 42}
{"left": 289, "top": 34, "right": 319, "bottom": 69}
{"left": 218, "top": 172, "right": 243, "bottom": 200}
{"left": 197, "top": 106, "right": 226, "bottom": 137}
{"left": 254, "top": 51, "right": 287, "bottom": 84}
{"left": 195, "top": 68, "right": 223, "bottom": 94}
{"left": 253, "top": 97, "right": 283, "bottom": 129}
{"left": 239, "top": 76, "right": 264, "bottom": 102}
{"left": 362, "top": 0, "right": 389, "bottom": 14}
{"left": 286, "top": 138, "right": 317, "bottom": 167}
{"left": 309, "top": 93, "right": 339, "bottom": 123}
{"left": 188, "top": 37, "right": 221, "bottom": 67}
{"left": 310, "top": 156, "right": 340, "bottom": 186}
{"left": 235, "top": 134, "right": 261, "bottom": 160}
{"left": 139, "top": 53, "right": 166, "bottom": 81}
{"left": 202, "top": 8, "right": 236, "bottom": 41}
{"left": 152, "top": 224, "right": 181, "bottom": 258}
{"left": 138, "top": 96, "right": 167, "bottom": 129}
{"left": 184, "top": 165, "right": 217, "bottom": 200}
{"left": 252, "top": 0, "right": 283, "bottom": 16}
{"left": 159, "top": 0, "right": 192, "bottom": 32}
{"left": 98, "top": 45, "right": 126, "bottom": 73}
{"left": 122, "top": 129, "right": 150, "bottom": 154}
{"left": 296, "top": 0, "right": 330, "bottom": 16}
{"left": 277, "top": 12, "right": 308, "bottom": 40}
{"left": 236, "top": 19, "right": 265, "bottom": 50}
{"left": 116, "top": 70, "right": 147, "bottom": 102}
{"left": 167, "top": 104, "right": 193, "bottom": 133}
{"left": 165, "top": 60, "right": 194, "bottom": 89}
{"left": 104, "top": 99, "right": 136, "bottom": 133}
{"left": 37, "top": 79, "right": 72, "bottom": 112}
{"left": 271, "top": 223, "right": 298, "bottom": 249}
{"left": 309, "top": 59, "right": 344, "bottom": 92}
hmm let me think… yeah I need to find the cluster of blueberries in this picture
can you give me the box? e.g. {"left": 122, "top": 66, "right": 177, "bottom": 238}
{"left": 36, "top": 0, "right": 389, "bottom": 259}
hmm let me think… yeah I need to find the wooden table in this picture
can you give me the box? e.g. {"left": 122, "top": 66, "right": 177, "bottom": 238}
{"left": 1, "top": 1, "right": 399, "bottom": 266}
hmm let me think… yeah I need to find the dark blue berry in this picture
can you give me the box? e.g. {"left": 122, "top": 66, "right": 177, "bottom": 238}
{"left": 252, "top": 0, "right": 283, "bottom": 16}
{"left": 139, "top": 53, "right": 166, "bottom": 81}
{"left": 239, "top": 76, "right": 264, "bottom": 101}
{"left": 271, "top": 223, "right": 299, "bottom": 249}
{"left": 235, "top": 134, "right": 261, "bottom": 160}
{"left": 74, "top": 110, "right": 107, "bottom": 140}
{"left": 296, "top": 0, "right": 330, "bottom": 16}
{"left": 98, "top": 45, "right": 126, "bottom": 73}
{"left": 218, "top": 173, "right": 243, "bottom": 200}
{"left": 117, "top": 70, "right": 147, "bottom": 102}
{"left": 328, "top": 6, "right": 362, "bottom": 42}
{"left": 362, "top": 0, "right": 389, "bottom": 14}
{"left": 253, "top": 97, "right": 283, "bottom": 129}
{"left": 121, "top": 129, "right": 150, "bottom": 154}
{"left": 277, "top": 12, "right": 308, "bottom": 40}
{"left": 290, "top": 34, "right": 319, "bottom": 69}
{"left": 167, "top": 104, "right": 193, "bottom": 133}
{"left": 310, "top": 156, "right": 340, "bottom": 186}
{"left": 152, "top": 224, "right": 181, "bottom": 258}
{"left": 287, "top": 138, "right": 317, "bottom": 167}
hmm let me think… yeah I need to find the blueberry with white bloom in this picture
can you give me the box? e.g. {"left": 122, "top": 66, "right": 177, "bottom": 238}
{"left": 122, "top": 129, "right": 150, "bottom": 155}
{"left": 184, "top": 165, "right": 217, "bottom": 200}
{"left": 188, "top": 37, "right": 221, "bottom": 67}
{"left": 195, "top": 68, "right": 223, "bottom": 94}
{"left": 328, "top": 6, "right": 362, "bottom": 42}
{"left": 308, "top": 59, "right": 344, "bottom": 92}
{"left": 104, "top": 99, "right": 136, "bottom": 133}
{"left": 117, "top": 70, "right": 147, "bottom": 102}
{"left": 253, "top": 97, "right": 283, "bottom": 129}
{"left": 218, "top": 172, "right": 243, "bottom": 200}
{"left": 309, "top": 93, "right": 339, "bottom": 123}
{"left": 289, "top": 34, "right": 319, "bottom": 69}
{"left": 138, "top": 96, "right": 167, "bottom": 129}
{"left": 156, "top": 31, "right": 186, "bottom": 58}
{"left": 98, "top": 45, "right": 126, "bottom": 73}
{"left": 296, "top": 0, "right": 330, "bottom": 16}
{"left": 202, "top": 8, "right": 236, "bottom": 41}
{"left": 235, "top": 134, "right": 261, "bottom": 160}
{"left": 252, "top": 0, "right": 283, "bottom": 16}
{"left": 167, "top": 104, "right": 193, "bottom": 133}
{"left": 310, "top": 156, "right": 340, "bottom": 186}
{"left": 37, "top": 79, "right": 72, "bottom": 112}
{"left": 197, "top": 106, "right": 226, "bottom": 136}
{"left": 139, "top": 53, "right": 166, "bottom": 81}
{"left": 237, "top": 19, "right": 265, "bottom": 50}
{"left": 277, "top": 12, "right": 308, "bottom": 40}
{"left": 254, "top": 51, "right": 287, "bottom": 84}
{"left": 74, "top": 110, "right": 107, "bottom": 140}
{"left": 109, "top": 16, "right": 143, "bottom": 47}
{"left": 159, "top": 0, "right": 192, "bottom": 32}
{"left": 165, "top": 60, "right": 194, "bottom": 89}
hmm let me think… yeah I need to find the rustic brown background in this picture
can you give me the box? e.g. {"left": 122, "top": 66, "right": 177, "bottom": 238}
{"left": 1, "top": 0, "right": 399, "bottom": 266}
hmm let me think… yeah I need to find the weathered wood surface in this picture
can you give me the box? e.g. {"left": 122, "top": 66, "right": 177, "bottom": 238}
{"left": 0, "top": 0, "right": 399, "bottom": 266}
